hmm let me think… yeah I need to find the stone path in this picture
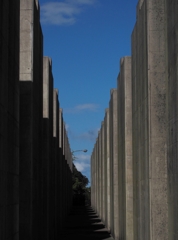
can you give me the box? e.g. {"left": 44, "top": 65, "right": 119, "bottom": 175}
{"left": 60, "top": 205, "right": 114, "bottom": 240}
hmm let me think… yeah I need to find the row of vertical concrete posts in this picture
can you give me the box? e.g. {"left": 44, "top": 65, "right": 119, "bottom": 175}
{"left": 0, "top": 0, "right": 73, "bottom": 239}
{"left": 91, "top": 0, "right": 178, "bottom": 239}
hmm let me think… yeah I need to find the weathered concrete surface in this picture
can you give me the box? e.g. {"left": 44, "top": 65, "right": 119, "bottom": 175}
{"left": 98, "top": 130, "right": 102, "bottom": 218}
{"left": 91, "top": 144, "right": 97, "bottom": 211}
{"left": 19, "top": 0, "right": 43, "bottom": 239}
{"left": 59, "top": 108, "right": 64, "bottom": 229}
{"left": 109, "top": 89, "right": 119, "bottom": 240}
{"left": 53, "top": 89, "right": 60, "bottom": 239}
{"left": 100, "top": 122, "right": 104, "bottom": 222}
{"left": 62, "top": 122, "right": 73, "bottom": 220}
{"left": 63, "top": 119, "right": 72, "bottom": 216}
{"left": 117, "top": 57, "right": 133, "bottom": 240}
{"left": 102, "top": 119, "right": 106, "bottom": 225}
{"left": 59, "top": 109, "right": 72, "bottom": 230}
{"left": 132, "top": 0, "right": 168, "bottom": 239}
{"left": 42, "top": 57, "right": 54, "bottom": 240}
{"left": 166, "top": 0, "right": 178, "bottom": 239}
{"left": 0, "top": 1, "right": 20, "bottom": 239}
{"left": 93, "top": 138, "right": 98, "bottom": 214}
{"left": 96, "top": 137, "right": 99, "bottom": 215}
{"left": 104, "top": 108, "right": 110, "bottom": 232}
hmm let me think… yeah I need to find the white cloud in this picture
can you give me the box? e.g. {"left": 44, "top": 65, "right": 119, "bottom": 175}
{"left": 65, "top": 123, "right": 70, "bottom": 131}
{"left": 75, "top": 162, "right": 90, "bottom": 172}
{"left": 41, "top": 0, "right": 97, "bottom": 26}
{"left": 75, "top": 104, "right": 99, "bottom": 111}
{"left": 75, "top": 154, "right": 90, "bottom": 161}
{"left": 64, "top": 103, "right": 99, "bottom": 113}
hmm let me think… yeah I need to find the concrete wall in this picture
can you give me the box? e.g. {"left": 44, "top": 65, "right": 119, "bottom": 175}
{"left": 166, "top": 0, "right": 178, "bottom": 239}
{"left": 0, "top": 0, "right": 20, "bottom": 239}
{"left": 117, "top": 57, "right": 133, "bottom": 239}
{"left": 19, "top": 1, "right": 43, "bottom": 239}
{"left": 42, "top": 57, "right": 53, "bottom": 240}
{"left": 0, "top": 0, "right": 73, "bottom": 239}
{"left": 53, "top": 89, "right": 60, "bottom": 239}
{"left": 109, "top": 89, "right": 119, "bottom": 239}
{"left": 100, "top": 122, "right": 104, "bottom": 221}
{"left": 105, "top": 108, "right": 110, "bottom": 231}
{"left": 90, "top": 1, "right": 173, "bottom": 240}
{"left": 132, "top": 1, "right": 168, "bottom": 239}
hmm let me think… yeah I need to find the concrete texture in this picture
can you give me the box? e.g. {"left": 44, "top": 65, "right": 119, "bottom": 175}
{"left": 104, "top": 108, "right": 110, "bottom": 232}
{"left": 53, "top": 89, "right": 60, "bottom": 239}
{"left": 0, "top": 0, "right": 20, "bottom": 239}
{"left": 59, "top": 108, "right": 64, "bottom": 229}
{"left": 59, "top": 109, "right": 72, "bottom": 230}
{"left": 19, "top": 0, "right": 43, "bottom": 239}
{"left": 96, "top": 138, "right": 99, "bottom": 215}
{"left": 131, "top": 0, "right": 168, "bottom": 239}
{"left": 90, "top": 1, "right": 178, "bottom": 239}
{"left": 166, "top": 0, "right": 178, "bottom": 239}
{"left": 0, "top": 0, "right": 73, "bottom": 239}
{"left": 100, "top": 122, "right": 104, "bottom": 222}
{"left": 109, "top": 89, "right": 119, "bottom": 240}
{"left": 42, "top": 57, "right": 53, "bottom": 240}
{"left": 117, "top": 57, "right": 133, "bottom": 240}
{"left": 101, "top": 121, "right": 106, "bottom": 224}
{"left": 98, "top": 130, "right": 102, "bottom": 218}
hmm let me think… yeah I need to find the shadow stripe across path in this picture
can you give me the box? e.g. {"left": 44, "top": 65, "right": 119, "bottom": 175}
{"left": 60, "top": 205, "right": 114, "bottom": 240}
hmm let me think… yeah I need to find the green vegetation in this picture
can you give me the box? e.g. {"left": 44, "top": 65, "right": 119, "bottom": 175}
{"left": 72, "top": 163, "right": 91, "bottom": 205}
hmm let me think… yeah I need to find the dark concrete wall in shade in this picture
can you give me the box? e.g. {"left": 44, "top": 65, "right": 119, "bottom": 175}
{"left": 0, "top": 0, "right": 20, "bottom": 239}
{"left": 0, "top": 1, "right": 73, "bottom": 240}
{"left": 166, "top": 0, "right": 178, "bottom": 239}
{"left": 19, "top": 1, "right": 43, "bottom": 239}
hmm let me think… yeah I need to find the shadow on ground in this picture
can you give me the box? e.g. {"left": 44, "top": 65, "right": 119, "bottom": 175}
{"left": 60, "top": 205, "right": 114, "bottom": 240}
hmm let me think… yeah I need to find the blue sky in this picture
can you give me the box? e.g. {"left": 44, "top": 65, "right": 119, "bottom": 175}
{"left": 39, "top": 0, "right": 138, "bottom": 184}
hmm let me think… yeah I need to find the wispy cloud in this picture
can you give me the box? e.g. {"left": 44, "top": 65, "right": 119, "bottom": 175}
{"left": 75, "top": 154, "right": 90, "bottom": 161}
{"left": 41, "top": 0, "right": 97, "bottom": 26}
{"left": 64, "top": 103, "right": 99, "bottom": 113}
{"left": 67, "top": 125, "right": 99, "bottom": 142}
{"left": 75, "top": 162, "right": 90, "bottom": 172}
{"left": 65, "top": 123, "right": 70, "bottom": 132}
{"left": 78, "top": 129, "right": 99, "bottom": 142}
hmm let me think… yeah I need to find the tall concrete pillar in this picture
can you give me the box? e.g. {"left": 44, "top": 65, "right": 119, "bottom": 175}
{"left": 109, "top": 89, "right": 119, "bottom": 239}
{"left": 92, "top": 143, "right": 97, "bottom": 211}
{"left": 91, "top": 149, "right": 94, "bottom": 207}
{"left": 0, "top": 1, "right": 20, "bottom": 239}
{"left": 59, "top": 108, "right": 65, "bottom": 229}
{"left": 53, "top": 89, "right": 59, "bottom": 239}
{"left": 42, "top": 57, "right": 53, "bottom": 240}
{"left": 98, "top": 130, "right": 102, "bottom": 217}
{"left": 19, "top": 0, "right": 43, "bottom": 239}
{"left": 131, "top": 0, "right": 168, "bottom": 239}
{"left": 101, "top": 121, "right": 106, "bottom": 223}
{"left": 96, "top": 137, "right": 99, "bottom": 214}
{"left": 104, "top": 108, "right": 110, "bottom": 231}
{"left": 117, "top": 57, "right": 133, "bottom": 239}
{"left": 166, "top": 0, "right": 178, "bottom": 238}
{"left": 92, "top": 142, "right": 96, "bottom": 210}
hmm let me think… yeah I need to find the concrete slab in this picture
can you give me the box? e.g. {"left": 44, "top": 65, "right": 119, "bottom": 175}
{"left": 131, "top": 1, "right": 168, "bottom": 239}
{"left": 0, "top": 1, "right": 20, "bottom": 239}
{"left": 19, "top": 1, "right": 43, "bottom": 239}
{"left": 117, "top": 56, "right": 133, "bottom": 240}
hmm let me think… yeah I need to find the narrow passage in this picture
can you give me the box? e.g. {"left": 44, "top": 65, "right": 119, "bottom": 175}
{"left": 60, "top": 205, "right": 114, "bottom": 240}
